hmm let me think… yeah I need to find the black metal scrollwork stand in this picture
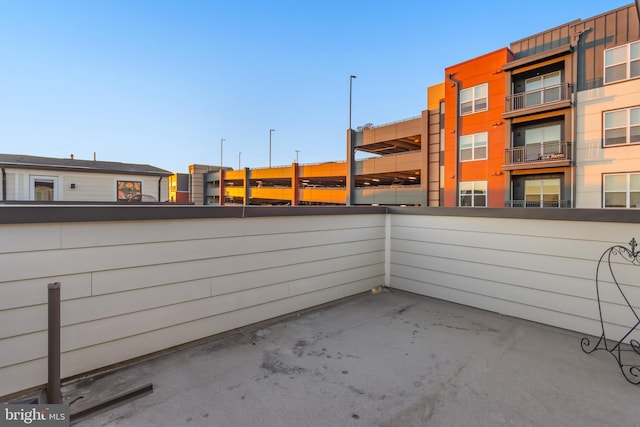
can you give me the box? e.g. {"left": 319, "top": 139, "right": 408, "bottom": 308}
{"left": 581, "top": 238, "right": 640, "bottom": 384}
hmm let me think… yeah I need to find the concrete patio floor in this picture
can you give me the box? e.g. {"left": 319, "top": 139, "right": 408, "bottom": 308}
{"left": 65, "top": 288, "right": 640, "bottom": 427}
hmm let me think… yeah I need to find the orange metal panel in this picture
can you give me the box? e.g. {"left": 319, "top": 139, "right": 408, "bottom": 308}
{"left": 225, "top": 170, "right": 245, "bottom": 180}
{"left": 225, "top": 187, "right": 245, "bottom": 197}
{"left": 299, "top": 162, "right": 347, "bottom": 177}
{"left": 250, "top": 166, "right": 292, "bottom": 179}
{"left": 298, "top": 188, "right": 346, "bottom": 204}
{"left": 427, "top": 83, "right": 445, "bottom": 111}
{"left": 250, "top": 187, "right": 294, "bottom": 200}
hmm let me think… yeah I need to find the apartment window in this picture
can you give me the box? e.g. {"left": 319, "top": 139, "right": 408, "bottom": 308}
{"left": 524, "top": 124, "right": 562, "bottom": 160}
{"left": 30, "top": 176, "right": 58, "bottom": 201}
{"left": 524, "top": 71, "right": 561, "bottom": 107}
{"left": 604, "top": 41, "right": 640, "bottom": 84}
{"left": 460, "top": 83, "right": 488, "bottom": 115}
{"left": 603, "top": 107, "right": 640, "bottom": 146}
{"left": 460, "top": 132, "right": 487, "bottom": 161}
{"left": 525, "top": 178, "right": 560, "bottom": 207}
{"left": 603, "top": 173, "right": 640, "bottom": 208}
{"left": 459, "top": 181, "right": 487, "bottom": 207}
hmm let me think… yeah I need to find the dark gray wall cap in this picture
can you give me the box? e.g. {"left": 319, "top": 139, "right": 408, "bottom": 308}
{"left": 0, "top": 205, "right": 387, "bottom": 224}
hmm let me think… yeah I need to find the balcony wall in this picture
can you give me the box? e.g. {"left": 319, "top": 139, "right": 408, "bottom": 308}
{"left": 2, "top": 206, "right": 640, "bottom": 399}
{"left": 249, "top": 187, "right": 294, "bottom": 201}
{"left": 388, "top": 207, "right": 640, "bottom": 349}
{"left": 0, "top": 206, "right": 386, "bottom": 398}
{"left": 354, "top": 151, "right": 421, "bottom": 175}
{"left": 298, "top": 188, "right": 346, "bottom": 204}
{"left": 359, "top": 117, "right": 421, "bottom": 147}
{"left": 353, "top": 186, "right": 423, "bottom": 206}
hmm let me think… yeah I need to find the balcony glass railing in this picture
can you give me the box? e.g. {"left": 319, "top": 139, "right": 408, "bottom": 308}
{"left": 505, "top": 83, "right": 571, "bottom": 112}
{"left": 504, "top": 141, "right": 571, "bottom": 165}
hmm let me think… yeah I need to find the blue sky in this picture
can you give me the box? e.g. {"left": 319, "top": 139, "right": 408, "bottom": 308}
{"left": 0, "top": 1, "right": 624, "bottom": 173}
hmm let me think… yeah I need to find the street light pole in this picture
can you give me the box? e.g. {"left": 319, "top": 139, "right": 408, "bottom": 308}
{"left": 349, "top": 75, "right": 357, "bottom": 130}
{"left": 238, "top": 152, "right": 241, "bottom": 170}
{"left": 220, "top": 138, "right": 226, "bottom": 171}
{"left": 269, "top": 129, "right": 275, "bottom": 167}
{"left": 295, "top": 150, "right": 300, "bottom": 164}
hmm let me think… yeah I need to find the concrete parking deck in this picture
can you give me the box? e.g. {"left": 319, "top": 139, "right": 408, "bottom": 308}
{"left": 66, "top": 289, "right": 640, "bottom": 427}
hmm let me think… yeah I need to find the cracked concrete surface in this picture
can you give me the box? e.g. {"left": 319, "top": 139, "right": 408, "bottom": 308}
{"left": 65, "top": 289, "right": 640, "bottom": 426}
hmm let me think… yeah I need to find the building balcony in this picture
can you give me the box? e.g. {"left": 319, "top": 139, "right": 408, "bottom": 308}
{"left": 2, "top": 206, "right": 639, "bottom": 425}
{"left": 503, "top": 83, "right": 571, "bottom": 118}
{"left": 503, "top": 141, "right": 571, "bottom": 170}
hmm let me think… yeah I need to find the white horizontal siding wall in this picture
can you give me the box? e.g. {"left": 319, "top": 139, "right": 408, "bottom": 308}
{"left": 0, "top": 214, "right": 385, "bottom": 397}
{"left": 575, "top": 78, "right": 640, "bottom": 208}
{"left": 2, "top": 168, "right": 167, "bottom": 202}
{"left": 389, "top": 213, "right": 640, "bottom": 345}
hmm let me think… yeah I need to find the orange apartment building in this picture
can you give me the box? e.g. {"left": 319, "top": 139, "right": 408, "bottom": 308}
{"left": 441, "top": 48, "right": 512, "bottom": 207}
{"left": 181, "top": 3, "right": 639, "bottom": 209}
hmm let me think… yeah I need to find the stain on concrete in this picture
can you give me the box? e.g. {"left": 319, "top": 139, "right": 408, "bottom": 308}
{"left": 381, "top": 395, "right": 438, "bottom": 427}
{"left": 260, "top": 350, "right": 306, "bottom": 375}
{"left": 293, "top": 339, "right": 308, "bottom": 357}
{"left": 347, "top": 385, "right": 365, "bottom": 395}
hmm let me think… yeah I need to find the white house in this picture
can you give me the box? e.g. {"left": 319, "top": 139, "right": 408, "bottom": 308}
{"left": 0, "top": 154, "right": 172, "bottom": 203}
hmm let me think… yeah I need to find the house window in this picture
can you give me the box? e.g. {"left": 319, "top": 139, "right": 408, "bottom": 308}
{"left": 459, "top": 181, "right": 487, "bottom": 207}
{"left": 603, "top": 107, "right": 640, "bottom": 146}
{"left": 460, "top": 83, "right": 488, "bottom": 115}
{"left": 460, "top": 132, "right": 488, "bottom": 161}
{"left": 604, "top": 41, "right": 640, "bottom": 84}
{"left": 524, "top": 71, "right": 561, "bottom": 107}
{"left": 603, "top": 173, "right": 640, "bottom": 208}
{"left": 30, "top": 176, "right": 58, "bottom": 201}
{"left": 117, "top": 180, "right": 142, "bottom": 202}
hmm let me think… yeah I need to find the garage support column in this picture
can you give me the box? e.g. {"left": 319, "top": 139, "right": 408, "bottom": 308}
{"left": 292, "top": 162, "right": 299, "bottom": 206}
{"left": 219, "top": 169, "right": 225, "bottom": 206}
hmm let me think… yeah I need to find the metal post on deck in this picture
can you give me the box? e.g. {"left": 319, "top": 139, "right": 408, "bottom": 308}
{"left": 47, "top": 281, "right": 62, "bottom": 404}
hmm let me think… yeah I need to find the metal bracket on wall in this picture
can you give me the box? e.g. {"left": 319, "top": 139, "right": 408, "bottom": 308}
{"left": 581, "top": 238, "right": 640, "bottom": 384}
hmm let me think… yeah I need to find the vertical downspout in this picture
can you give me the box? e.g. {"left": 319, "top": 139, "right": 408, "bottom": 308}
{"left": 158, "top": 177, "right": 163, "bottom": 202}
{"left": 447, "top": 73, "right": 461, "bottom": 206}
{"left": 570, "top": 50, "right": 576, "bottom": 208}
{"left": 570, "top": 27, "right": 589, "bottom": 208}
{"left": 1, "top": 167, "right": 6, "bottom": 201}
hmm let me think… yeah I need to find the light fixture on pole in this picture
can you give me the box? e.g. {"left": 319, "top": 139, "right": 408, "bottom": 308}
{"left": 349, "top": 75, "right": 357, "bottom": 130}
{"left": 238, "top": 152, "right": 242, "bottom": 170}
{"left": 295, "top": 150, "right": 300, "bottom": 164}
{"left": 269, "top": 129, "right": 275, "bottom": 167}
